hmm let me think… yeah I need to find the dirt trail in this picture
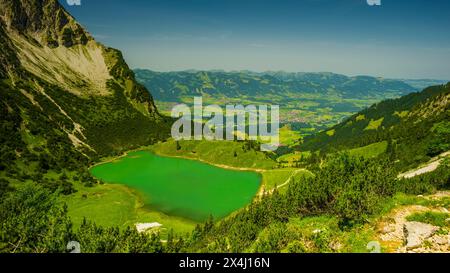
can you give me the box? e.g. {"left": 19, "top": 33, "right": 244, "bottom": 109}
{"left": 258, "top": 169, "right": 306, "bottom": 197}
{"left": 377, "top": 191, "right": 450, "bottom": 253}
{"left": 398, "top": 151, "right": 450, "bottom": 179}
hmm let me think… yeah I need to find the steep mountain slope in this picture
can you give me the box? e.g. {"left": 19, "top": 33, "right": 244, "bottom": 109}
{"left": 302, "top": 83, "right": 450, "bottom": 170}
{"left": 134, "top": 69, "right": 416, "bottom": 101}
{"left": 0, "top": 0, "right": 170, "bottom": 181}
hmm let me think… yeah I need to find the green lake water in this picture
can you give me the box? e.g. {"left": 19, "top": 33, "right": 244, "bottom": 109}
{"left": 90, "top": 151, "right": 261, "bottom": 222}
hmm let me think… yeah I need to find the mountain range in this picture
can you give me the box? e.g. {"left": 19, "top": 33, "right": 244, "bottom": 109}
{"left": 134, "top": 69, "right": 416, "bottom": 101}
{"left": 134, "top": 69, "right": 419, "bottom": 129}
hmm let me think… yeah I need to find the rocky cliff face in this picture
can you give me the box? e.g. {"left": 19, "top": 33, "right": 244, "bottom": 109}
{"left": 0, "top": 0, "right": 169, "bottom": 174}
{"left": 0, "top": 20, "right": 20, "bottom": 78}
{"left": 0, "top": 0, "right": 157, "bottom": 113}
{"left": 0, "top": 0, "right": 90, "bottom": 47}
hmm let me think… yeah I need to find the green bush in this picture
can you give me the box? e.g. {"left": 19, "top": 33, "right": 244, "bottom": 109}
{"left": 0, "top": 183, "right": 73, "bottom": 253}
{"left": 406, "top": 212, "right": 450, "bottom": 227}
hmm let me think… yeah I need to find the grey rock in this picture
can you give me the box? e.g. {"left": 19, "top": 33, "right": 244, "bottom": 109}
{"left": 404, "top": 222, "right": 439, "bottom": 250}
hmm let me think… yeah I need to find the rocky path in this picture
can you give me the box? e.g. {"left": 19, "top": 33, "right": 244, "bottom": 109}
{"left": 377, "top": 192, "right": 450, "bottom": 253}
{"left": 398, "top": 151, "right": 450, "bottom": 179}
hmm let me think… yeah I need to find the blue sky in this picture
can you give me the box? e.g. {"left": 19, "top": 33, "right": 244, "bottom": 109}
{"left": 60, "top": 0, "right": 450, "bottom": 79}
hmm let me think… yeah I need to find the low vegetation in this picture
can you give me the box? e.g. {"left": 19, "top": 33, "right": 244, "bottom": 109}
{"left": 406, "top": 212, "right": 450, "bottom": 228}
{"left": 176, "top": 156, "right": 449, "bottom": 253}
{"left": 348, "top": 141, "right": 388, "bottom": 159}
{"left": 152, "top": 139, "right": 277, "bottom": 170}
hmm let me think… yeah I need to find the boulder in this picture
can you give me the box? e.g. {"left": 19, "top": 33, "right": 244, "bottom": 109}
{"left": 403, "top": 222, "right": 439, "bottom": 250}
{"left": 136, "top": 222, "right": 163, "bottom": 233}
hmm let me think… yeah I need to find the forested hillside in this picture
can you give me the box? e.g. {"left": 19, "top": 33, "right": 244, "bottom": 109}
{"left": 302, "top": 83, "right": 450, "bottom": 170}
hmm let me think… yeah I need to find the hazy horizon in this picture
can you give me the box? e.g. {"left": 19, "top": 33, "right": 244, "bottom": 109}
{"left": 61, "top": 0, "right": 450, "bottom": 80}
{"left": 132, "top": 68, "right": 449, "bottom": 81}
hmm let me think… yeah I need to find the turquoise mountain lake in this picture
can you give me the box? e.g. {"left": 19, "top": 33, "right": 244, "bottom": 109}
{"left": 90, "top": 151, "right": 261, "bottom": 222}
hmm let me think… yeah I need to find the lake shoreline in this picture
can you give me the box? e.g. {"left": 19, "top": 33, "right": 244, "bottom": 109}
{"left": 151, "top": 150, "right": 268, "bottom": 173}
{"left": 90, "top": 145, "right": 269, "bottom": 173}
{"left": 90, "top": 148, "right": 263, "bottom": 222}
{"left": 88, "top": 144, "right": 307, "bottom": 225}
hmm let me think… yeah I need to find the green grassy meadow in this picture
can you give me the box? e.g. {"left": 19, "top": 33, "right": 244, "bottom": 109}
{"left": 151, "top": 139, "right": 277, "bottom": 169}
{"left": 63, "top": 182, "right": 197, "bottom": 237}
{"left": 347, "top": 141, "right": 388, "bottom": 159}
{"left": 261, "top": 169, "right": 313, "bottom": 193}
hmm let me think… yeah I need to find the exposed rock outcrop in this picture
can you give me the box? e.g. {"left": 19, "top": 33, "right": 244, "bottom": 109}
{"left": 403, "top": 222, "right": 439, "bottom": 250}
